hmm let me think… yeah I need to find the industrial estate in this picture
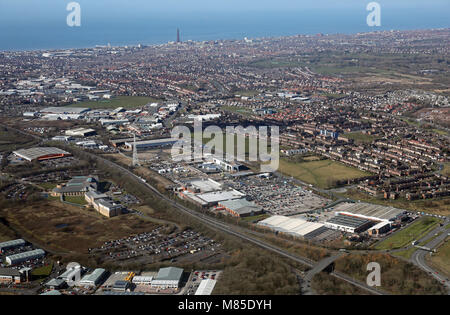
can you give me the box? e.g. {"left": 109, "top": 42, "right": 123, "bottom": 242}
{"left": 0, "top": 25, "right": 448, "bottom": 297}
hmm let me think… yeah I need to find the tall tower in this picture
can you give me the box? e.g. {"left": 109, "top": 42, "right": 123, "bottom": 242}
{"left": 132, "top": 133, "right": 139, "bottom": 167}
{"left": 177, "top": 28, "right": 181, "bottom": 43}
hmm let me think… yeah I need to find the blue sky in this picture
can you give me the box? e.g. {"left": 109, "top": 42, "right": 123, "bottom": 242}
{"left": 1, "top": 0, "right": 449, "bottom": 20}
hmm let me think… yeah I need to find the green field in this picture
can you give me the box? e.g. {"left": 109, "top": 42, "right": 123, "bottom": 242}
{"left": 63, "top": 195, "right": 88, "bottom": 206}
{"left": 67, "top": 96, "right": 162, "bottom": 110}
{"left": 278, "top": 158, "right": 371, "bottom": 189}
{"left": 443, "top": 163, "right": 450, "bottom": 177}
{"left": 428, "top": 239, "right": 450, "bottom": 278}
{"left": 374, "top": 217, "right": 441, "bottom": 250}
{"left": 393, "top": 247, "right": 418, "bottom": 260}
{"left": 31, "top": 263, "right": 53, "bottom": 278}
{"left": 342, "top": 132, "right": 380, "bottom": 144}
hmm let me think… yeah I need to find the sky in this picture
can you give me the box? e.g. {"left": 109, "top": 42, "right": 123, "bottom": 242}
{"left": 1, "top": 0, "right": 449, "bottom": 20}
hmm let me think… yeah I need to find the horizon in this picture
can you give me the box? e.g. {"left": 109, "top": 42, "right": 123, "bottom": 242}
{"left": 0, "top": 1, "right": 449, "bottom": 51}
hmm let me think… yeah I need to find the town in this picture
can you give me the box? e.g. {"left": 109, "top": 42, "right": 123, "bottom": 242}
{"left": 0, "top": 28, "right": 448, "bottom": 296}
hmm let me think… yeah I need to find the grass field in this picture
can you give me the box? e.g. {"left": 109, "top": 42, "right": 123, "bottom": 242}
{"left": 374, "top": 217, "right": 441, "bottom": 250}
{"left": 393, "top": 247, "right": 417, "bottom": 260}
{"left": 31, "top": 263, "right": 53, "bottom": 278}
{"left": 63, "top": 195, "right": 88, "bottom": 206}
{"left": 67, "top": 96, "right": 161, "bottom": 110}
{"left": 342, "top": 132, "right": 380, "bottom": 144}
{"left": 278, "top": 158, "right": 371, "bottom": 189}
{"left": 428, "top": 239, "right": 450, "bottom": 278}
{"left": 443, "top": 162, "right": 450, "bottom": 177}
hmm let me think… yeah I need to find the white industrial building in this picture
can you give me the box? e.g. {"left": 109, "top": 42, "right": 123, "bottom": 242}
{"left": 13, "top": 147, "right": 71, "bottom": 162}
{"left": 5, "top": 249, "right": 45, "bottom": 265}
{"left": 65, "top": 128, "right": 96, "bottom": 137}
{"left": 258, "top": 215, "right": 325, "bottom": 238}
{"left": 332, "top": 202, "right": 407, "bottom": 222}
{"left": 79, "top": 268, "right": 107, "bottom": 287}
{"left": 195, "top": 279, "right": 217, "bottom": 295}
{"left": 151, "top": 267, "right": 184, "bottom": 289}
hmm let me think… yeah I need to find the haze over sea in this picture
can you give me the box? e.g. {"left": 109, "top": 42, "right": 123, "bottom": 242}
{"left": 0, "top": 0, "right": 449, "bottom": 51}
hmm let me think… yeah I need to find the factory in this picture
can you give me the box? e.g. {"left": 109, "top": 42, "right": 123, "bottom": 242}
{"left": 324, "top": 214, "right": 374, "bottom": 234}
{"left": 79, "top": 268, "right": 108, "bottom": 287}
{"left": 258, "top": 216, "right": 325, "bottom": 238}
{"left": 65, "top": 128, "right": 97, "bottom": 137}
{"left": 124, "top": 138, "right": 178, "bottom": 151}
{"left": 218, "top": 198, "right": 264, "bottom": 217}
{"left": 13, "top": 147, "right": 71, "bottom": 162}
{"left": 5, "top": 249, "right": 45, "bottom": 265}
{"left": 0, "top": 239, "right": 26, "bottom": 253}
{"left": 213, "top": 158, "right": 244, "bottom": 173}
{"left": 332, "top": 202, "right": 407, "bottom": 222}
{"left": 179, "top": 189, "right": 245, "bottom": 207}
{"left": 0, "top": 268, "right": 22, "bottom": 284}
{"left": 195, "top": 279, "right": 217, "bottom": 295}
{"left": 40, "top": 107, "right": 90, "bottom": 115}
{"left": 151, "top": 267, "right": 184, "bottom": 289}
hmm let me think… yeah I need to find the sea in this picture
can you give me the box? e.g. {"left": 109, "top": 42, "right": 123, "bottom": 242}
{"left": 0, "top": 2, "right": 449, "bottom": 51}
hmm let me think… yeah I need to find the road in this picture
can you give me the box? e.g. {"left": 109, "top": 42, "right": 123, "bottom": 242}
{"left": 410, "top": 220, "right": 450, "bottom": 291}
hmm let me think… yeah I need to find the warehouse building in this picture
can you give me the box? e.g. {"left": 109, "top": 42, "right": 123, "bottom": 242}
{"left": 124, "top": 138, "right": 178, "bottom": 151}
{"left": 333, "top": 202, "right": 407, "bottom": 222}
{"left": 0, "top": 239, "right": 26, "bottom": 253}
{"left": 368, "top": 221, "right": 392, "bottom": 236}
{"left": 180, "top": 189, "right": 245, "bottom": 207}
{"left": 151, "top": 267, "right": 184, "bottom": 289}
{"left": 0, "top": 268, "right": 22, "bottom": 284}
{"left": 13, "top": 147, "right": 71, "bottom": 162}
{"left": 65, "top": 128, "right": 96, "bottom": 137}
{"left": 258, "top": 215, "right": 325, "bottom": 237}
{"left": 325, "top": 214, "right": 374, "bottom": 233}
{"left": 79, "top": 268, "right": 107, "bottom": 287}
{"left": 218, "top": 198, "right": 264, "bottom": 217}
{"left": 40, "top": 107, "right": 89, "bottom": 115}
{"left": 195, "top": 279, "right": 217, "bottom": 295}
{"left": 5, "top": 249, "right": 45, "bottom": 265}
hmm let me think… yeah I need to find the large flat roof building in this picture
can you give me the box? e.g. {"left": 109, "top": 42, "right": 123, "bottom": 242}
{"left": 333, "top": 202, "right": 407, "bottom": 222}
{"left": 0, "top": 239, "right": 26, "bottom": 253}
{"left": 13, "top": 147, "right": 71, "bottom": 162}
{"left": 219, "top": 198, "right": 263, "bottom": 217}
{"left": 5, "top": 249, "right": 45, "bottom": 265}
{"left": 79, "top": 268, "right": 107, "bottom": 287}
{"left": 258, "top": 215, "right": 325, "bottom": 237}
{"left": 151, "top": 267, "right": 184, "bottom": 289}
{"left": 40, "top": 107, "right": 90, "bottom": 115}
{"left": 325, "top": 214, "right": 374, "bottom": 233}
